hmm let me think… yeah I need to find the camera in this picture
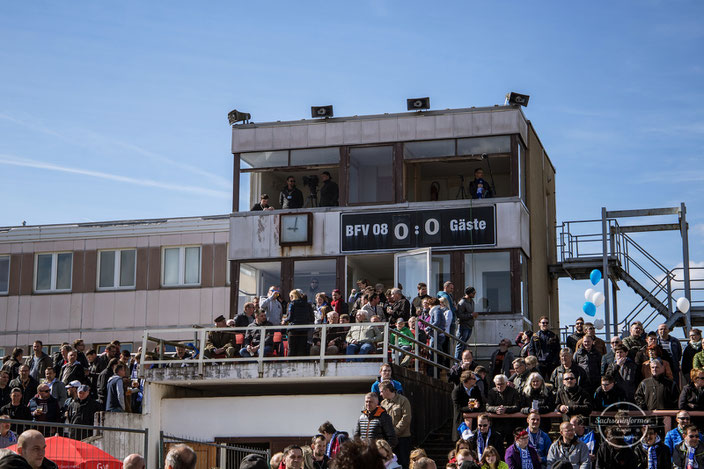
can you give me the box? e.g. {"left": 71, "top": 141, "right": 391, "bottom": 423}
{"left": 302, "top": 175, "right": 319, "bottom": 190}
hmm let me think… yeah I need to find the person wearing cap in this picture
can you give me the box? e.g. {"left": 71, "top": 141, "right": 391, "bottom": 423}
{"left": 204, "top": 315, "right": 236, "bottom": 359}
{"left": 504, "top": 428, "right": 541, "bottom": 469}
{"left": 319, "top": 171, "right": 338, "bottom": 207}
{"left": 61, "top": 381, "right": 81, "bottom": 418}
{"left": 251, "top": 194, "right": 274, "bottom": 211}
{"left": 67, "top": 384, "right": 99, "bottom": 440}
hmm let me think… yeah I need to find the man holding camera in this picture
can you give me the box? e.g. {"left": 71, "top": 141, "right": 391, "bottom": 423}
{"left": 469, "top": 168, "right": 493, "bottom": 199}
{"left": 279, "top": 176, "right": 303, "bottom": 209}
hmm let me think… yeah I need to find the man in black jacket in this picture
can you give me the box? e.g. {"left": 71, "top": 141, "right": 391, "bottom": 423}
{"left": 353, "top": 393, "right": 397, "bottom": 448}
{"left": 68, "top": 385, "right": 100, "bottom": 440}
{"left": 240, "top": 311, "right": 274, "bottom": 357}
{"left": 455, "top": 287, "right": 477, "bottom": 360}
{"left": 467, "top": 413, "right": 504, "bottom": 459}
{"left": 565, "top": 318, "right": 585, "bottom": 353}
{"left": 550, "top": 348, "right": 589, "bottom": 391}
{"left": 279, "top": 176, "right": 303, "bottom": 209}
{"left": 573, "top": 335, "right": 602, "bottom": 396}
{"left": 387, "top": 289, "right": 410, "bottom": 324}
{"left": 60, "top": 351, "right": 84, "bottom": 386}
{"left": 0, "top": 388, "right": 32, "bottom": 433}
{"left": 9, "top": 366, "right": 38, "bottom": 407}
{"left": 673, "top": 424, "right": 704, "bottom": 468}
{"left": 318, "top": 171, "right": 338, "bottom": 207}
{"left": 486, "top": 374, "right": 521, "bottom": 444}
{"left": 635, "top": 358, "right": 679, "bottom": 410}
{"left": 555, "top": 372, "right": 592, "bottom": 417}
{"left": 528, "top": 316, "right": 560, "bottom": 378}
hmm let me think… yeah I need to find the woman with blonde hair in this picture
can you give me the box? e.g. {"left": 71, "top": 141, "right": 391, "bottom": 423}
{"left": 409, "top": 448, "right": 428, "bottom": 469}
{"left": 376, "top": 439, "right": 402, "bottom": 469}
{"left": 520, "top": 372, "right": 555, "bottom": 415}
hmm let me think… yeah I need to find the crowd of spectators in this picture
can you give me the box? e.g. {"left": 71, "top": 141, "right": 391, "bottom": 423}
{"left": 0, "top": 338, "right": 143, "bottom": 445}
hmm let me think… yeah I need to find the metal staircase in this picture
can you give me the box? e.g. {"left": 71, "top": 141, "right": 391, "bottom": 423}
{"left": 550, "top": 204, "right": 702, "bottom": 337}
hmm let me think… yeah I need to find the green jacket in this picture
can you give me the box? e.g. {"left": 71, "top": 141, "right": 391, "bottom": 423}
{"left": 392, "top": 326, "right": 413, "bottom": 347}
{"left": 693, "top": 349, "right": 704, "bottom": 370}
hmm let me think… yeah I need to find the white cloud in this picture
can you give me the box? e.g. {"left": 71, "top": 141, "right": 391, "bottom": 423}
{"left": 0, "top": 154, "right": 230, "bottom": 199}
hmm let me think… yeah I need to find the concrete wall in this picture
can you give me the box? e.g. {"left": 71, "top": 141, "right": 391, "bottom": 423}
{"left": 161, "top": 394, "right": 362, "bottom": 441}
{"left": 92, "top": 412, "right": 147, "bottom": 462}
{"left": 229, "top": 199, "right": 530, "bottom": 260}
{"left": 525, "top": 123, "right": 558, "bottom": 327}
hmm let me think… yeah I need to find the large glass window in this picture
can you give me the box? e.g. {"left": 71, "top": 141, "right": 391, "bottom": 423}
{"left": 239, "top": 261, "right": 282, "bottom": 305}
{"left": 349, "top": 146, "right": 393, "bottom": 204}
{"left": 520, "top": 252, "right": 529, "bottom": 317}
{"left": 162, "top": 246, "right": 201, "bottom": 286}
{"left": 294, "top": 259, "right": 337, "bottom": 302}
{"left": 464, "top": 252, "right": 511, "bottom": 313}
{"left": 0, "top": 255, "right": 9, "bottom": 294}
{"left": 98, "top": 249, "right": 136, "bottom": 290}
{"left": 240, "top": 151, "right": 289, "bottom": 169}
{"left": 35, "top": 252, "right": 73, "bottom": 292}
{"left": 290, "top": 147, "right": 340, "bottom": 166}
{"left": 457, "top": 136, "right": 511, "bottom": 155}
{"left": 431, "top": 253, "right": 451, "bottom": 294}
{"left": 403, "top": 140, "right": 455, "bottom": 159}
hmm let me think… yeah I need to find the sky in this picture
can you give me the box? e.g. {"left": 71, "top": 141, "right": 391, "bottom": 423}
{"left": 1, "top": 1, "right": 703, "bottom": 334}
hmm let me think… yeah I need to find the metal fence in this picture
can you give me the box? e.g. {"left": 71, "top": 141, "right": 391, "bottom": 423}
{"left": 161, "top": 433, "right": 270, "bottom": 469}
{"left": 1, "top": 417, "right": 148, "bottom": 466}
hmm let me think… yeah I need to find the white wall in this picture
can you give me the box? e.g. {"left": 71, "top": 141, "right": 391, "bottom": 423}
{"left": 161, "top": 394, "right": 362, "bottom": 441}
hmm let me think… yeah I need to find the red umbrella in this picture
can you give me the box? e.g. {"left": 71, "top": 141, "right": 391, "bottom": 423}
{"left": 6, "top": 435, "right": 123, "bottom": 469}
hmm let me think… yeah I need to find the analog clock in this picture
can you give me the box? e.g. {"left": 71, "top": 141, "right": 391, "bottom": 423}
{"left": 279, "top": 213, "right": 313, "bottom": 246}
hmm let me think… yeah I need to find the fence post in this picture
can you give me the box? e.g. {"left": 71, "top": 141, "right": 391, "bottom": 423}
{"left": 382, "top": 322, "right": 389, "bottom": 365}
{"left": 197, "top": 329, "right": 205, "bottom": 376}
{"left": 320, "top": 324, "right": 327, "bottom": 374}
{"left": 143, "top": 427, "right": 149, "bottom": 469}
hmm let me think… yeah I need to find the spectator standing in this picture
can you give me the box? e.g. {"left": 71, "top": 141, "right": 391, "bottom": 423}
{"left": 9, "top": 366, "right": 38, "bottom": 406}
{"left": 673, "top": 425, "right": 704, "bottom": 468}
{"left": 286, "top": 289, "right": 315, "bottom": 357}
{"left": 16, "top": 429, "right": 59, "bottom": 469}
{"left": 449, "top": 350, "right": 479, "bottom": 386}
{"left": 43, "top": 368, "right": 66, "bottom": 410}
{"left": 452, "top": 372, "right": 484, "bottom": 440}
{"left": 106, "top": 363, "right": 127, "bottom": 412}
{"left": 437, "top": 282, "right": 457, "bottom": 338}
{"left": 279, "top": 176, "right": 303, "bottom": 209}
{"left": 605, "top": 344, "right": 639, "bottom": 398}
{"left": 509, "top": 359, "right": 530, "bottom": 391}
{"left": 310, "top": 434, "right": 330, "bottom": 469}
{"left": 60, "top": 351, "right": 84, "bottom": 386}
{"left": 565, "top": 318, "right": 585, "bottom": 353}
{"left": 380, "top": 381, "right": 412, "bottom": 469}
{"left": 28, "top": 385, "right": 60, "bottom": 428}
{"left": 388, "top": 288, "right": 411, "bottom": 324}
{"left": 489, "top": 340, "right": 514, "bottom": 380}
{"left": 574, "top": 323, "right": 606, "bottom": 356}
{"left": 554, "top": 372, "right": 591, "bottom": 417}
{"left": 665, "top": 411, "right": 703, "bottom": 454}
{"left": 657, "top": 323, "right": 682, "bottom": 385}
{"left": 455, "top": 287, "right": 478, "bottom": 360}
{"left": 503, "top": 429, "right": 541, "bottom": 469}
{"left": 0, "top": 388, "right": 32, "bottom": 432}
{"left": 330, "top": 289, "right": 348, "bottom": 317}
{"left": 593, "top": 375, "right": 626, "bottom": 411}
{"left": 97, "top": 358, "right": 119, "bottom": 409}
{"left": 411, "top": 283, "right": 430, "bottom": 317}
{"left": 317, "top": 421, "right": 349, "bottom": 460}
{"left": 250, "top": 193, "right": 274, "bottom": 211}
{"left": 683, "top": 328, "right": 703, "bottom": 383}
{"left": 353, "top": 393, "right": 397, "bottom": 448}
{"left": 0, "top": 371, "right": 11, "bottom": 409}
{"left": 622, "top": 322, "right": 646, "bottom": 359}
{"left": 528, "top": 316, "right": 560, "bottom": 378}
{"left": 68, "top": 385, "right": 99, "bottom": 440}
{"left": 634, "top": 358, "right": 679, "bottom": 410}
{"left": 0, "top": 414, "right": 18, "bottom": 449}
{"left": 260, "top": 286, "right": 285, "bottom": 326}
{"left": 573, "top": 335, "right": 602, "bottom": 396}
{"left": 164, "top": 443, "right": 198, "bottom": 469}
{"left": 24, "top": 342, "right": 52, "bottom": 383}
{"left": 546, "top": 422, "right": 590, "bottom": 469}
{"left": 72, "top": 340, "right": 89, "bottom": 369}
{"left": 235, "top": 302, "right": 256, "bottom": 328}
{"left": 467, "top": 414, "right": 504, "bottom": 461}
{"left": 1, "top": 349, "right": 24, "bottom": 381}
{"left": 601, "top": 336, "right": 622, "bottom": 375}
{"left": 641, "top": 344, "right": 674, "bottom": 380}
{"left": 570, "top": 415, "right": 597, "bottom": 465}
{"left": 550, "top": 348, "right": 588, "bottom": 391}
{"left": 679, "top": 368, "right": 704, "bottom": 411}
{"left": 319, "top": 171, "right": 339, "bottom": 207}
{"left": 525, "top": 412, "right": 551, "bottom": 469}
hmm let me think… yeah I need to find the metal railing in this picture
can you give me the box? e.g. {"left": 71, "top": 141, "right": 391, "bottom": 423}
{"left": 160, "top": 433, "right": 269, "bottom": 469}
{"left": 140, "top": 320, "right": 498, "bottom": 379}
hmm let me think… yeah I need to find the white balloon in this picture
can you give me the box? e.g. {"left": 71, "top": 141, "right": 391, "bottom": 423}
{"left": 593, "top": 292, "right": 605, "bottom": 307}
{"left": 594, "top": 319, "right": 605, "bottom": 330}
{"left": 677, "top": 297, "right": 691, "bottom": 314}
{"left": 585, "top": 288, "right": 596, "bottom": 302}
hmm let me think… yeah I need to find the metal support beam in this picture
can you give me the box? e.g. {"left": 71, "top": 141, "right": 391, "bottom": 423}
{"left": 613, "top": 223, "right": 682, "bottom": 234}
{"left": 602, "top": 207, "right": 611, "bottom": 342}
{"left": 606, "top": 207, "right": 680, "bottom": 218}
{"left": 681, "top": 202, "right": 692, "bottom": 332}
{"left": 612, "top": 280, "right": 619, "bottom": 337}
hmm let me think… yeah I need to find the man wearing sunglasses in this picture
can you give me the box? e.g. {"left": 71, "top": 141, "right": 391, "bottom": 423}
{"left": 665, "top": 411, "right": 704, "bottom": 454}
{"left": 528, "top": 316, "right": 560, "bottom": 378}
{"left": 565, "top": 317, "right": 585, "bottom": 354}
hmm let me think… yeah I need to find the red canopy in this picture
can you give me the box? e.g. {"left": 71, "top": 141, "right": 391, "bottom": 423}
{"left": 6, "top": 435, "right": 123, "bottom": 469}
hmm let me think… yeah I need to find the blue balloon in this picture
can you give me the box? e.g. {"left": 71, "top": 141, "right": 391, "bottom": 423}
{"left": 590, "top": 269, "right": 602, "bottom": 286}
{"left": 583, "top": 301, "right": 597, "bottom": 316}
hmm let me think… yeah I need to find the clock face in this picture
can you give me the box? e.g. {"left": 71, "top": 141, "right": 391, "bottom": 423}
{"left": 280, "top": 213, "right": 311, "bottom": 245}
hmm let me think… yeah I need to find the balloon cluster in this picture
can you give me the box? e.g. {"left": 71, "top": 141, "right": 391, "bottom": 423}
{"left": 582, "top": 269, "right": 602, "bottom": 317}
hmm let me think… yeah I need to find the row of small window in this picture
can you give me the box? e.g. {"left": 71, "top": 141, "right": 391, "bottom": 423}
{"left": 0, "top": 246, "right": 202, "bottom": 294}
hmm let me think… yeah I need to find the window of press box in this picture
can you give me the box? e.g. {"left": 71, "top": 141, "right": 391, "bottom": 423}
{"left": 293, "top": 259, "right": 337, "bottom": 302}
{"left": 348, "top": 146, "right": 393, "bottom": 204}
{"left": 238, "top": 261, "right": 282, "bottom": 306}
{"left": 404, "top": 136, "right": 514, "bottom": 202}
{"left": 463, "top": 251, "right": 511, "bottom": 313}
{"left": 243, "top": 167, "right": 340, "bottom": 211}
{"left": 0, "top": 255, "right": 9, "bottom": 294}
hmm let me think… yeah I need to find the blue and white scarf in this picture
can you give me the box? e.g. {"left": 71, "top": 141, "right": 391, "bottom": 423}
{"left": 641, "top": 435, "right": 660, "bottom": 469}
{"left": 686, "top": 444, "right": 699, "bottom": 469}
{"left": 517, "top": 444, "right": 533, "bottom": 469}
{"left": 477, "top": 429, "right": 491, "bottom": 459}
